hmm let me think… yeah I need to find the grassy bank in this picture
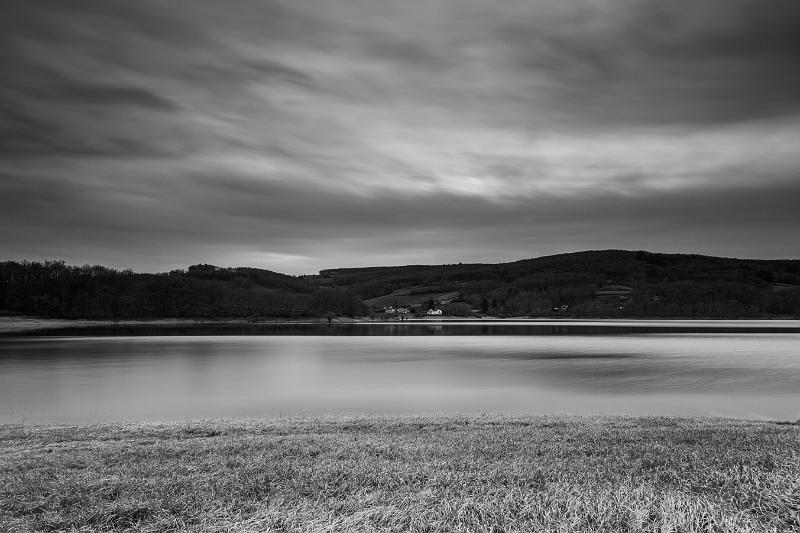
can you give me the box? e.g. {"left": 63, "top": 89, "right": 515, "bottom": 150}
{"left": 1, "top": 416, "right": 798, "bottom": 532}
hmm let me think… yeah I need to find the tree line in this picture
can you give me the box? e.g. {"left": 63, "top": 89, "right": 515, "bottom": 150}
{"left": 0, "top": 261, "right": 365, "bottom": 319}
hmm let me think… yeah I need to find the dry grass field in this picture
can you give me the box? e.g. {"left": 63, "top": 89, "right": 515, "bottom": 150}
{"left": 1, "top": 416, "right": 798, "bottom": 532}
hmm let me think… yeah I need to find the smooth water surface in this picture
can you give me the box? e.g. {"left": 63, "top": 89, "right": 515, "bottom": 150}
{"left": 1, "top": 325, "right": 799, "bottom": 423}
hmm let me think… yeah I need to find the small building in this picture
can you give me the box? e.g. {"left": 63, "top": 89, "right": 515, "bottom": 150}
{"left": 426, "top": 308, "right": 443, "bottom": 316}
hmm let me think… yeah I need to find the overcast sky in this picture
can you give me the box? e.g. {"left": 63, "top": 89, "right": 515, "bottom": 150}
{"left": 2, "top": 0, "right": 799, "bottom": 274}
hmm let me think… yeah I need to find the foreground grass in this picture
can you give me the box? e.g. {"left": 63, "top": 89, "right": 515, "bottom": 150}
{"left": 1, "top": 416, "right": 798, "bottom": 532}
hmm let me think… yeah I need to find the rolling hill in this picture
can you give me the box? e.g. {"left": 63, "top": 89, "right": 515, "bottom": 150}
{"left": 320, "top": 250, "right": 800, "bottom": 318}
{"left": 1, "top": 250, "right": 798, "bottom": 319}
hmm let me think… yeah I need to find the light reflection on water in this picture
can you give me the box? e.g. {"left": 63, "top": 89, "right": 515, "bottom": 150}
{"left": 1, "top": 333, "right": 798, "bottom": 423}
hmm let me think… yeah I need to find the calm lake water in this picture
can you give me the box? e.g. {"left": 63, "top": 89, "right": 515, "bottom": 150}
{"left": 1, "top": 321, "right": 799, "bottom": 423}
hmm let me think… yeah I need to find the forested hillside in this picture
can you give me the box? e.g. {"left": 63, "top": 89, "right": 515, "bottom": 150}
{"left": 0, "top": 262, "right": 364, "bottom": 319}
{"left": 321, "top": 250, "right": 800, "bottom": 318}
{"left": 2, "top": 251, "right": 799, "bottom": 319}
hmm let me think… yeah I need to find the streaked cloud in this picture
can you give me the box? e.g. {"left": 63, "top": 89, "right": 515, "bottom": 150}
{"left": 1, "top": 0, "right": 798, "bottom": 272}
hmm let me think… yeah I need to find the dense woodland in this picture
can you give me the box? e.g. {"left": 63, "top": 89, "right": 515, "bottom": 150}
{"left": 1, "top": 250, "right": 799, "bottom": 319}
{"left": 0, "top": 262, "right": 364, "bottom": 319}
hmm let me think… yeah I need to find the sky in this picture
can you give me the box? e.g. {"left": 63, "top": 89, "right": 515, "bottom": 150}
{"left": 2, "top": 0, "right": 799, "bottom": 274}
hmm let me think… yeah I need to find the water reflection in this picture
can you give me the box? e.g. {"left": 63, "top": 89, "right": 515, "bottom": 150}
{"left": 0, "top": 332, "right": 798, "bottom": 423}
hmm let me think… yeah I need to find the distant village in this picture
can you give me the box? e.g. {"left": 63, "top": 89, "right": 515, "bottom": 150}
{"left": 378, "top": 295, "right": 455, "bottom": 317}
{"left": 382, "top": 305, "right": 442, "bottom": 316}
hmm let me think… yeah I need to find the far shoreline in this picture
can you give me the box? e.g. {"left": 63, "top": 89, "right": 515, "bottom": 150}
{"left": 2, "top": 314, "right": 800, "bottom": 334}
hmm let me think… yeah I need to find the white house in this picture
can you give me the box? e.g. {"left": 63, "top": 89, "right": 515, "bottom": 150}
{"left": 426, "top": 308, "right": 443, "bottom": 315}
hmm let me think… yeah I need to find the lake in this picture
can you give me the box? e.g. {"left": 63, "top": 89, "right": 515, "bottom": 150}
{"left": 1, "top": 321, "right": 799, "bottom": 424}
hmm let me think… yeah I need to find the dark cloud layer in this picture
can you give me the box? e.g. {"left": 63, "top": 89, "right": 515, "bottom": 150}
{"left": 1, "top": 0, "right": 798, "bottom": 273}
{"left": 504, "top": 0, "right": 800, "bottom": 126}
